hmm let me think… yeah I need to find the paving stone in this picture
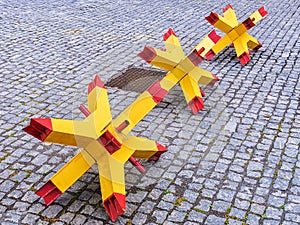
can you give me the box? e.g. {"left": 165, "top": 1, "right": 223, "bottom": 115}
{"left": 282, "top": 221, "right": 299, "bottom": 225}
{"left": 21, "top": 191, "right": 41, "bottom": 203}
{"left": 263, "top": 219, "right": 281, "bottom": 225}
{"left": 212, "top": 200, "right": 231, "bottom": 213}
{"left": 268, "top": 195, "right": 285, "bottom": 207}
{"left": 2, "top": 211, "right": 22, "bottom": 224}
{"left": 139, "top": 200, "right": 156, "bottom": 213}
{"left": 148, "top": 189, "right": 163, "bottom": 200}
{"left": 217, "top": 189, "right": 236, "bottom": 202}
{"left": 21, "top": 213, "right": 39, "bottom": 224}
{"left": 167, "top": 210, "right": 187, "bottom": 223}
{"left": 85, "top": 218, "right": 103, "bottom": 225}
{"left": 234, "top": 198, "right": 250, "bottom": 210}
{"left": 157, "top": 200, "right": 174, "bottom": 211}
{"left": 41, "top": 205, "right": 63, "bottom": 218}
{"left": 132, "top": 212, "right": 147, "bottom": 225}
{"left": 68, "top": 200, "right": 85, "bottom": 212}
{"left": 59, "top": 212, "right": 75, "bottom": 223}
{"left": 183, "top": 190, "right": 199, "bottom": 203}
{"left": 52, "top": 222, "right": 64, "bottom": 225}
{"left": 28, "top": 203, "right": 44, "bottom": 214}
{"left": 13, "top": 201, "right": 30, "bottom": 212}
{"left": 195, "top": 199, "right": 211, "bottom": 212}
{"left": 250, "top": 203, "right": 266, "bottom": 215}
{"left": 152, "top": 209, "right": 168, "bottom": 224}
{"left": 229, "top": 207, "right": 247, "bottom": 219}
{"left": 71, "top": 214, "right": 87, "bottom": 225}
{"left": 0, "top": 180, "right": 15, "bottom": 192}
{"left": 285, "top": 203, "right": 300, "bottom": 214}
{"left": 2, "top": 198, "right": 16, "bottom": 207}
{"left": 201, "top": 188, "right": 216, "bottom": 199}
{"left": 228, "top": 219, "right": 244, "bottom": 225}
{"left": 187, "top": 210, "right": 205, "bottom": 223}
{"left": 205, "top": 215, "right": 226, "bottom": 225}
{"left": 247, "top": 213, "right": 260, "bottom": 225}
{"left": 80, "top": 205, "right": 95, "bottom": 215}
{"left": 265, "top": 206, "right": 283, "bottom": 220}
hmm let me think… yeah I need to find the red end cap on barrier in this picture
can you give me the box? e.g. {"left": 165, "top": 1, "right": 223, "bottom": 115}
{"left": 88, "top": 75, "right": 106, "bottom": 94}
{"left": 205, "top": 12, "right": 219, "bottom": 25}
{"left": 23, "top": 118, "right": 53, "bottom": 141}
{"left": 188, "top": 96, "right": 204, "bottom": 115}
{"left": 35, "top": 180, "right": 62, "bottom": 205}
{"left": 103, "top": 193, "right": 126, "bottom": 222}
{"left": 163, "top": 28, "right": 177, "bottom": 41}
{"left": 223, "top": 4, "right": 233, "bottom": 13}
{"left": 138, "top": 46, "right": 156, "bottom": 63}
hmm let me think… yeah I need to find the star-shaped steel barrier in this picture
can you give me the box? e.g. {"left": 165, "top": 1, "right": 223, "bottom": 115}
{"left": 138, "top": 28, "right": 220, "bottom": 115}
{"left": 205, "top": 4, "right": 268, "bottom": 65}
{"left": 24, "top": 27, "right": 221, "bottom": 221}
{"left": 24, "top": 76, "right": 167, "bottom": 221}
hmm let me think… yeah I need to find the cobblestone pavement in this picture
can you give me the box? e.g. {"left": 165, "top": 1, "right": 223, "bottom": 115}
{"left": 0, "top": 0, "right": 299, "bottom": 224}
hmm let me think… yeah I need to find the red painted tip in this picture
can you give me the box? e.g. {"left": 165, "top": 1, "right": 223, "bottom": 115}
{"left": 129, "top": 156, "right": 145, "bottom": 173}
{"left": 147, "top": 80, "right": 168, "bottom": 103}
{"left": 238, "top": 52, "right": 251, "bottom": 66}
{"left": 103, "top": 193, "right": 126, "bottom": 222}
{"left": 148, "top": 142, "right": 168, "bottom": 161}
{"left": 138, "top": 46, "right": 156, "bottom": 63}
{"left": 205, "top": 49, "right": 216, "bottom": 60}
{"left": 188, "top": 49, "right": 204, "bottom": 66}
{"left": 156, "top": 142, "right": 168, "bottom": 151}
{"left": 205, "top": 12, "right": 219, "bottom": 25}
{"left": 243, "top": 17, "right": 255, "bottom": 30}
{"left": 200, "top": 88, "right": 206, "bottom": 97}
{"left": 88, "top": 75, "right": 106, "bottom": 94}
{"left": 163, "top": 28, "right": 177, "bottom": 41}
{"left": 208, "top": 74, "right": 220, "bottom": 87}
{"left": 223, "top": 4, "right": 233, "bottom": 13}
{"left": 258, "top": 6, "right": 268, "bottom": 17}
{"left": 188, "top": 96, "right": 204, "bottom": 115}
{"left": 253, "top": 42, "right": 262, "bottom": 51}
{"left": 35, "top": 180, "right": 62, "bottom": 205}
{"left": 208, "top": 30, "right": 221, "bottom": 44}
{"left": 23, "top": 118, "right": 52, "bottom": 141}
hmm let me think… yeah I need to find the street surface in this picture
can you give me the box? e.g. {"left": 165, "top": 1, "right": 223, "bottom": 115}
{"left": 0, "top": 0, "right": 299, "bottom": 224}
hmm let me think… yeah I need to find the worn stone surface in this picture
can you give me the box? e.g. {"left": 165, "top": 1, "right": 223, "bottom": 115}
{"left": 0, "top": 0, "right": 299, "bottom": 224}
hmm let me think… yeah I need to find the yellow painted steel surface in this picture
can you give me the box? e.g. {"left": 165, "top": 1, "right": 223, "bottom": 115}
{"left": 194, "top": 33, "right": 220, "bottom": 57}
{"left": 25, "top": 26, "right": 222, "bottom": 221}
{"left": 29, "top": 74, "right": 167, "bottom": 216}
{"left": 206, "top": 5, "right": 267, "bottom": 65}
{"left": 180, "top": 75, "right": 202, "bottom": 103}
{"left": 51, "top": 150, "right": 95, "bottom": 192}
{"left": 114, "top": 28, "right": 218, "bottom": 128}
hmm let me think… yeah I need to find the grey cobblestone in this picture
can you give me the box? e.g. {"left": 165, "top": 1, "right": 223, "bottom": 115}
{"left": 21, "top": 213, "right": 39, "bottom": 224}
{"left": 139, "top": 200, "right": 156, "bottom": 213}
{"left": 152, "top": 210, "right": 168, "bottom": 224}
{"left": 167, "top": 210, "right": 187, "bottom": 223}
{"left": 205, "top": 215, "right": 226, "bottom": 225}
{"left": 72, "top": 214, "right": 87, "bottom": 224}
{"left": 187, "top": 210, "right": 205, "bottom": 223}
{"left": 41, "top": 205, "right": 63, "bottom": 218}
{"left": 132, "top": 212, "right": 147, "bottom": 225}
